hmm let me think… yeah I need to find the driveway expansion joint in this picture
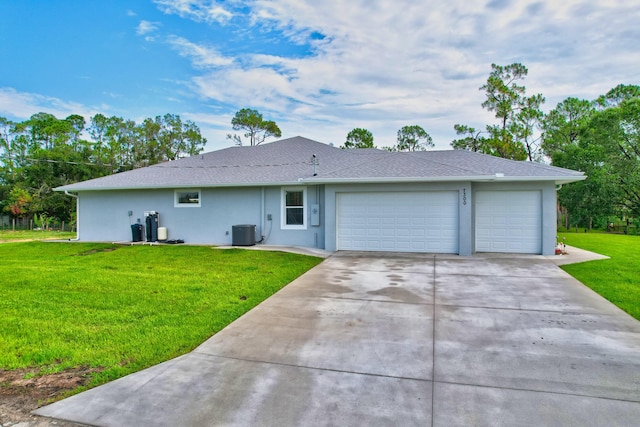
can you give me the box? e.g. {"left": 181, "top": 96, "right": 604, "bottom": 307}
{"left": 430, "top": 254, "right": 437, "bottom": 427}
{"left": 433, "top": 379, "right": 640, "bottom": 404}
{"left": 190, "top": 351, "right": 432, "bottom": 383}
{"left": 434, "top": 302, "right": 604, "bottom": 315}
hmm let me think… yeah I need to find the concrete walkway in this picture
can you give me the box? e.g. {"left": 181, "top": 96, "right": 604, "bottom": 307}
{"left": 545, "top": 244, "right": 610, "bottom": 265}
{"left": 36, "top": 252, "right": 640, "bottom": 426}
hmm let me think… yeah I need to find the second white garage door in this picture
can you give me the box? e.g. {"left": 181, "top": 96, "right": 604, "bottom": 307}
{"left": 475, "top": 190, "right": 542, "bottom": 254}
{"left": 336, "top": 191, "right": 459, "bottom": 253}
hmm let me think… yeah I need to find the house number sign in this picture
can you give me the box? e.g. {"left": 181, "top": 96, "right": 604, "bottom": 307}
{"left": 463, "top": 188, "right": 467, "bottom": 205}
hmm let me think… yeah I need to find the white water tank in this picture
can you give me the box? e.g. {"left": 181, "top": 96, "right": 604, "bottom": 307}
{"left": 157, "top": 227, "right": 168, "bottom": 241}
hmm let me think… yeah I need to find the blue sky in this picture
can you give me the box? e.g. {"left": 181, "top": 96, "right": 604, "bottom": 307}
{"left": 1, "top": 0, "right": 638, "bottom": 151}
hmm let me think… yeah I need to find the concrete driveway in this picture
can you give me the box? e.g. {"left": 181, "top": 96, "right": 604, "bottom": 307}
{"left": 36, "top": 252, "right": 640, "bottom": 426}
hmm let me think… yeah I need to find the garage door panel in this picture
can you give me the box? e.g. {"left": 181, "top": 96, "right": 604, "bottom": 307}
{"left": 412, "top": 217, "right": 426, "bottom": 225}
{"left": 475, "top": 191, "right": 541, "bottom": 254}
{"left": 337, "top": 191, "right": 459, "bottom": 253}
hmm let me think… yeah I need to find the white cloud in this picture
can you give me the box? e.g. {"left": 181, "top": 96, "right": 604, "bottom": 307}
{"left": 153, "top": 0, "right": 233, "bottom": 24}
{"left": 0, "top": 87, "right": 103, "bottom": 121}
{"left": 167, "top": 36, "right": 234, "bottom": 68}
{"left": 8, "top": 0, "right": 634, "bottom": 153}
{"left": 102, "top": 91, "right": 123, "bottom": 99}
{"left": 137, "top": 20, "right": 162, "bottom": 42}
{"left": 174, "top": 0, "right": 637, "bottom": 149}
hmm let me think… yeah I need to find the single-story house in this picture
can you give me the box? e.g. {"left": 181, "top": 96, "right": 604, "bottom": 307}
{"left": 56, "top": 136, "right": 585, "bottom": 256}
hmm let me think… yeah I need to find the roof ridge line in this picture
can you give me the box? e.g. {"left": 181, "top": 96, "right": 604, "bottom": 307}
{"left": 157, "top": 160, "right": 310, "bottom": 169}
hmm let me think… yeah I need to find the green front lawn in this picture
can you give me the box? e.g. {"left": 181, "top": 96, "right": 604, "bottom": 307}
{"left": 0, "top": 230, "right": 76, "bottom": 241}
{"left": 0, "top": 242, "right": 322, "bottom": 388}
{"left": 558, "top": 232, "right": 640, "bottom": 320}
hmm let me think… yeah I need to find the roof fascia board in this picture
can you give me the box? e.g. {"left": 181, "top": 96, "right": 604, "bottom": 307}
{"left": 53, "top": 181, "right": 309, "bottom": 192}
{"left": 55, "top": 174, "right": 586, "bottom": 192}
{"left": 301, "top": 176, "right": 494, "bottom": 184}
{"left": 300, "top": 175, "right": 586, "bottom": 184}
{"left": 491, "top": 175, "right": 587, "bottom": 184}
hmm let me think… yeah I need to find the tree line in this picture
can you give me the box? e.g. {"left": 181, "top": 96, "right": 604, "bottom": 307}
{"left": 338, "top": 64, "right": 639, "bottom": 230}
{"left": 543, "top": 85, "right": 640, "bottom": 229}
{"left": 0, "top": 112, "right": 206, "bottom": 225}
{"left": 341, "top": 126, "right": 434, "bottom": 152}
{"left": 2, "top": 64, "right": 638, "bottom": 231}
{"left": 226, "top": 109, "right": 436, "bottom": 152}
{"left": 453, "top": 63, "right": 638, "bottom": 229}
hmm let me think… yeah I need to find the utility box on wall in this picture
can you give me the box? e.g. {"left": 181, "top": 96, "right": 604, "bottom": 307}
{"left": 310, "top": 204, "right": 320, "bottom": 226}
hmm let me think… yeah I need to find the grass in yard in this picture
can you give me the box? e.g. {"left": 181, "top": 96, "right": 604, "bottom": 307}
{"left": 0, "top": 242, "right": 322, "bottom": 389}
{"left": 558, "top": 232, "right": 640, "bottom": 320}
{"left": 0, "top": 230, "right": 76, "bottom": 241}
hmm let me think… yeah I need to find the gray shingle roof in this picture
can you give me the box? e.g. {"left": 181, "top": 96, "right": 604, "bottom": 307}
{"left": 56, "top": 136, "right": 585, "bottom": 191}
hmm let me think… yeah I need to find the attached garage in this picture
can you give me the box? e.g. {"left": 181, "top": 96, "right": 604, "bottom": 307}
{"left": 336, "top": 191, "right": 459, "bottom": 253}
{"left": 475, "top": 190, "right": 542, "bottom": 254}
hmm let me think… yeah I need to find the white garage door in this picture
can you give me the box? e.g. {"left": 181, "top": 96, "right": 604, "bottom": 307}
{"left": 337, "top": 191, "right": 459, "bottom": 253}
{"left": 475, "top": 191, "right": 542, "bottom": 254}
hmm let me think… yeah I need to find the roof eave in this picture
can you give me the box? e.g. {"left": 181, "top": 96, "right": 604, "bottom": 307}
{"left": 55, "top": 174, "right": 586, "bottom": 192}
{"left": 301, "top": 175, "right": 587, "bottom": 184}
{"left": 300, "top": 176, "right": 493, "bottom": 184}
{"left": 54, "top": 181, "right": 310, "bottom": 192}
{"left": 492, "top": 175, "right": 587, "bottom": 184}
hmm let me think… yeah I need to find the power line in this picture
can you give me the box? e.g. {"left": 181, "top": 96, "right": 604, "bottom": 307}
{"left": 1, "top": 154, "right": 117, "bottom": 168}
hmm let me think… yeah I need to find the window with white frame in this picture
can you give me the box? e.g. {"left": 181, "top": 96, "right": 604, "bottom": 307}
{"left": 174, "top": 189, "right": 201, "bottom": 207}
{"left": 281, "top": 187, "right": 306, "bottom": 229}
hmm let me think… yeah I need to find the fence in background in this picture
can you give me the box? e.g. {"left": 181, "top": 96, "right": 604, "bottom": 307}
{"left": 0, "top": 216, "right": 76, "bottom": 232}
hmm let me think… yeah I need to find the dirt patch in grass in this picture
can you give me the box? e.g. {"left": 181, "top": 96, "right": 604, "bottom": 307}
{"left": 75, "top": 247, "right": 118, "bottom": 256}
{"left": 0, "top": 367, "right": 99, "bottom": 426}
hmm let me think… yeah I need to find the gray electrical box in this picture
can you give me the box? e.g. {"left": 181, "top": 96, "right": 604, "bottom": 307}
{"left": 310, "top": 204, "right": 320, "bottom": 226}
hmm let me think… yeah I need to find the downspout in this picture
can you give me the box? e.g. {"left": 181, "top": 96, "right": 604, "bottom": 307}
{"left": 316, "top": 185, "right": 320, "bottom": 248}
{"left": 259, "top": 187, "right": 266, "bottom": 243}
{"left": 555, "top": 184, "right": 563, "bottom": 231}
{"left": 64, "top": 190, "right": 80, "bottom": 241}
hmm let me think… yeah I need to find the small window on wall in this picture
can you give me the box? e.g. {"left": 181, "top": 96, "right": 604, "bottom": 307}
{"left": 174, "top": 189, "right": 201, "bottom": 207}
{"left": 282, "top": 187, "right": 306, "bottom": 229}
